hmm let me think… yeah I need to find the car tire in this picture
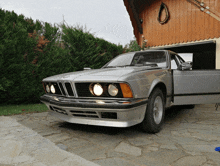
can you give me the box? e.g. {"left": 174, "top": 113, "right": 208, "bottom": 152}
{"left": 141, "top": 88, "right": 165, "bottom": 133}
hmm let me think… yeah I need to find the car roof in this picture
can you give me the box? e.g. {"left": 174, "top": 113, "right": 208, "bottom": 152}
{"left": 128, "top": 50, "right": 177, "bottom": 54}
{"left": 129, "top": 49, "right": 167, "bottom": 53}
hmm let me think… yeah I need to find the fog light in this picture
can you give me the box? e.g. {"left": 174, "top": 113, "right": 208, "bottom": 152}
{"left": 53, "top": 96, "right": 59, "bottom": 101}
{"left": 96, "top": 100, "right": 105, "bottom": 104}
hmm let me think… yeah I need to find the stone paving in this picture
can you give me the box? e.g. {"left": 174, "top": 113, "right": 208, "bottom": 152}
{"left": 6, "top": 104, "right": 220, "bottom": 165}
{"left": 0, "top": 117, "right": 99, "bottom": 166}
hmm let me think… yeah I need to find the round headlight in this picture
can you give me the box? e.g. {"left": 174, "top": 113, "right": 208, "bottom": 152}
{"left": 108, "top": 84, "right": 118, "bottom": 96}
{"left": 46, "top": 85, "right": 50, "bottom": 93}
{"left": 93, "top": 83, "right": 103, "bottom": 96}
{"left": 50, "top": 85, "right": 56, "bottom": 94}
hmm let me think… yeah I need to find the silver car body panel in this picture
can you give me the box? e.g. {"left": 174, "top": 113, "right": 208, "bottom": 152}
{"left": 173, "top": 70, "right": 220, "bottom": 105}
{"left": 41, "top": 97, "right": 147, "bottom": 127}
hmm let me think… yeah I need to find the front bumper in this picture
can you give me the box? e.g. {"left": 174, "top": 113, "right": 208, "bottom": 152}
{"left": 40, "top": 94, "right": 148, "bottom": 127}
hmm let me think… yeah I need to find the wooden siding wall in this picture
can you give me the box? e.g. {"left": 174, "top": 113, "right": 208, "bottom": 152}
{"left": 125, "top": 0, "right": 220, "bottom": 47}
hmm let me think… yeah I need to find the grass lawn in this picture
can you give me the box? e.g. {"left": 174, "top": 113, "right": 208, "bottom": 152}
{"left": 0, "top": 103, "right": 48, "bottom": 116}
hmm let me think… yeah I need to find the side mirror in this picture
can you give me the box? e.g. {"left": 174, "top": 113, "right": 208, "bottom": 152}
{"left": 179, "top": 62, "right": 192, "bottom": 70}
{"left": 84, "top": 67, "right": 91, "bottom": 70}
{"left": 186, "top": 61, "right": 193, "bottom": 66}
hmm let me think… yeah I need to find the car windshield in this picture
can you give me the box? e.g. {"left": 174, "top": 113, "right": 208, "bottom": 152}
{"left": 103, "top": 51, "right": 167, "bottom": 68}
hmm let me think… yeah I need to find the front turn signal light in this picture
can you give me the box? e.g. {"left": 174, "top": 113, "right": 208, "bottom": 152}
{"left": 120, "top": 83, "right": 133, "bottom": 98}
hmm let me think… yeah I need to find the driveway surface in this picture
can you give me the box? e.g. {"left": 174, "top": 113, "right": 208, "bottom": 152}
{"left": 4, "top": 104, "right": 220, "bottom": 165}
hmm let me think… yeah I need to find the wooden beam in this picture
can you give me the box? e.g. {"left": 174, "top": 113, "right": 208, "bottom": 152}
{"left": 128, "top": 0, "right": 143, "bottom": 34}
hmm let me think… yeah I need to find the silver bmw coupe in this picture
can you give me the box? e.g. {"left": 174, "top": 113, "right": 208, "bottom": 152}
{"left": 40, "top": 50, "right": 220, "bottom": 133}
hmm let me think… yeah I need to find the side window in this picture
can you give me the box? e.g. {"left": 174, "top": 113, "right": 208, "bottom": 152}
{"left": 171, "top": 54, "right": 178, "bottom": 69}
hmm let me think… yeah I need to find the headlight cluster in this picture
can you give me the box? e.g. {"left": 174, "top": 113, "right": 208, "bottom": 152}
{"left": 89, "top": 83, "right": 133, "bottom": 98}
{"left": 45, "top": 84, "right": 56, "bottom": 94}
{"left": 90, "top": 83, "right": 119, "bottom": 97}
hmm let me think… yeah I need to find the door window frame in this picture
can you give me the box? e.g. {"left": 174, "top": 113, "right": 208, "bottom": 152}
{"left": 170, "top": 53, "right": 185, "bottom": 70}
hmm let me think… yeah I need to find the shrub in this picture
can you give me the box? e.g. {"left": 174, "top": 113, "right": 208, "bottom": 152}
{"left": 61, "top": 23, "right": 123, "bottom": 70}
{"left": 123, "top": 39, "right": 141, "bottom": 53}
{"left": 0, "top": 9, "right": 123, "bottom": 104}
{"left": 0, "top": 9, "right": 68, "bottom": 104}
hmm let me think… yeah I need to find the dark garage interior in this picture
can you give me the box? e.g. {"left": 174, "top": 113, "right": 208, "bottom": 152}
{"left": 153, "top": 40, "right": 216, "bottom": 69}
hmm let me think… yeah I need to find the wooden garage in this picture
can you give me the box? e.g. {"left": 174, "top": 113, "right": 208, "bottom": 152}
{"left": 123, "top": 0, "right": 220, "bottom": 69}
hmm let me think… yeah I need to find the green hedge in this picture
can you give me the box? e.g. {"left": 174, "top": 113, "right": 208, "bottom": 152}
{"left": 61, "top": 24, "right": 123, "bottom": 70}
{"left": 0, "top": 9, "right": 123, "bottom": 104}
{"left": 0, "top": 9, "right": 40, "bottom": 104}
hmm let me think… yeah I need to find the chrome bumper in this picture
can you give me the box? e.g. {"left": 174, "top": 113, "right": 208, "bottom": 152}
{"left": 40, "top": 95, "right": 148, "bottom": 127}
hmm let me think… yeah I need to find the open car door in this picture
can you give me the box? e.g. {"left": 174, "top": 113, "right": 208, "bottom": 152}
{"left": 171, "top": 54, "right": 220, "bottom": 105}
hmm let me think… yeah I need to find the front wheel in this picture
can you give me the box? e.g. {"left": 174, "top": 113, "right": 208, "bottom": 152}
{"left": 141, "top": 88, "right": 165, "bottom": 133}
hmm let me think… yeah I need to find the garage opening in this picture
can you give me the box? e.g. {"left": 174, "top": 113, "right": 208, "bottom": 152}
{"left": 152, "top": 41, "right": 216, "bottom": 69}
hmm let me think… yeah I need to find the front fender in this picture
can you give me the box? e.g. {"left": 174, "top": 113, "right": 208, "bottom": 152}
{"left": 119, "top": 69, "right": 170, "bottom": 99}
{"left": 147, "top": 79, "right": 164, "bottom": 97}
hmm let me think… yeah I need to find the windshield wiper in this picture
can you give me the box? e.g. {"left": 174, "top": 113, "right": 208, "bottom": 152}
{"left": 104, "top": 65, "right": 131, "bottom": 68}
{"left": 104, "top": 66, "right": 117, "bottom": 68}
{"left": 115, "top": 65, "right": 131, "bottom": 68}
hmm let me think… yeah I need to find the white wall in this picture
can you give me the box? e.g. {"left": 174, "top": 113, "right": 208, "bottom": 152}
{"left": 178, "top": 53, "right": 193, "bottom": 62}
{"left": 216, "top": 38, "right": 220, "bottom": 69}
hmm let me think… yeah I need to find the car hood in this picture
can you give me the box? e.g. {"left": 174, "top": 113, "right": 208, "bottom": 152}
{"left": 43, "top": 67, "right": 162, "bottom": 82}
